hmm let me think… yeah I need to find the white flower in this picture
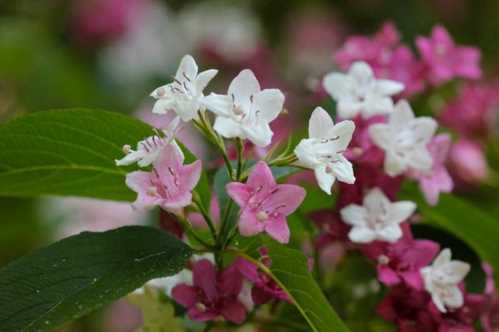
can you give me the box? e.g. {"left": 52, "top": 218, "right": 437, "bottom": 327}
{"left": 115, "top": 117, "right": 182, "bottom": 167}
{"left": 150, "top": 54, "right": 218, "bottom": 122}
{"left": 294, "top": 107, "right": 355, "bottom": 194}
{"left": 421, "top": 249, "right": 470, "bottom": 313}
{"left": 203, "top": 69, "right": 285, "bottom": 147}
{"left": 323, "top": 61, "right": 404, "bottom": 119}
{"left": 340, "top": 188, "right": 416, "bottom": 243}
{"left": 369, "top": 100, "right": 437, "bottom": 177}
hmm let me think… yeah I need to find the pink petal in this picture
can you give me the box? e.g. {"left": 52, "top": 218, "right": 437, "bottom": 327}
{"left": 193, "top": 259, "right": 217, "bottom": 302}
{"left": 181, "top": 160, "right": 202, "bottom": 191}
{"left": 251, "top": 286, "right": 272, "bottom": 305}
{"left": 261, "top": 184, "right": 306, "bottom": 216}
{"left": 220, "top": 264, "right": 243, "bottom": 296}
{"left": 247, "top": 161, "right": 275, "bottom": 189}
{"left": 187, "top": 307, "right": 217, "bottom": 322}
{"left": 171, "top": 284, "right": 198, "bottom": 307}
{"left": 238, "top": 209, "right": 265, "bottom": 237}
{"left": 220, "top": 299, "right": 247, "bottom": 324}
{"left": 377, "top": 265, "right": 401, "bottom": 286}
{"left": 400, "top": 271, "right": 423, "bottom": 290}
{"left": 264, "top": 216, "right": 290, "bottom": 244}
{"left": 226, "top": 182, "right": 252, "bottom": 207}
{"left": 161, "top": 192, "right": 193, "bottom": 210}
{"left": 235, "top": 258, "right": 259, "bottom": 283}
{"left": 125, "top": 171, "right": 157, "bottom": 208}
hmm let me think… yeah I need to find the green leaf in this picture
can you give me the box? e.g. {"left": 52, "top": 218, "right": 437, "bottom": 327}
{"left": 128, "top": 287, "right": 183, "bottom": 332}
{"left": 0, "top": 109, "right": 152, "bottom": 201}
{"left": 401, "top": 187, "right": 499, "bottom": 274}
{"left": 0, "top": 226, "right": 192, "bottom": 332}
{"left": 257, "top": 240, "right": 350, "bottom": 332}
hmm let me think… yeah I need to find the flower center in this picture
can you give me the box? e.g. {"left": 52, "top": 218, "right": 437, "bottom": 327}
{"left": 256, "top": 211, "right": 269, "bottom": 221}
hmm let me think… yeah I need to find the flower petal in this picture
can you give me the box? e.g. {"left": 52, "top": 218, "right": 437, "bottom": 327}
{"left": 265, "top": 216, "right": 290, "bottom": 244}
{"left": 308, "top": 107, "right": 334, "bottom": 139}
{"left": 261, "top": 184, "right": 306, "bottom": 216}
{"left": 229, "top": 69, "right": 260, "bottom": 109}
{"left": 331, "top": 156, "right": 355, "bottom": 184}
{"left": 387, "top": 201, "right": 416, "bottom": 224}
{"left": 247, "top": 161, "right": 276, "bottom": 189}
{"left": 378, "top": 224, "right": 403, "bottom": 243}
{"left": 226, "top": 182, "right": 252, "bottom": 207}
{"left": 242, "top": 121, "right": 273, "bottom": 147}
{"left": 314, "top": 164, "right": 336, "bottom": 195}
{"left": 327, "top": 120, "right": 355, "bottom": 152}
{"left": 253, "top": 89, "right": 285, "bottom": 123}
{"left": 214, "top": 116, "right": 244, "bottom": 139}
{"left": 193, "top": 259, "right": 217, "bottom": 301}
{"left": 340, "top": 204, "right": 367, "bottom": 226}
{"left": 348, "top": 226, "right": 377, "bottom": 243}
{"left": 203, "top": 93, "right": 233, "bottom": 117}
{"left": 175, "top": 54, "right": 198, "bottom": 82}
{"left": 196, "top": 69, "right": 218, "bottom": 93}
{"left": 171, "top": 284, "right": 198, "bottom": 307}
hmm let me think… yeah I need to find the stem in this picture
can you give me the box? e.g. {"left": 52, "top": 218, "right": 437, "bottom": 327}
{"left": 193, "top": 194, "right": 217, "bottom": 242}
{"left": 235, "top": 137, "right": 244, "bottom": 180}
{"left": 176, "top": 214, "right": 214, "bottom": 249}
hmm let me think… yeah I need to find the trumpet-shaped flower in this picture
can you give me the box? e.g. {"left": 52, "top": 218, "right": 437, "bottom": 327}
{"left": 323, "top": 61, "right": 404, "bottom": 119}
{"left": 150, "top": 54, "right": 218, "bottom": 122}
{"left": 226, "top": 162, "right": 305, "bottom": 243}
{"left": 421, "top": 249, "right": 470, "bottom": 313}
{"left": 294, "top": 107, "right": 355, "bottom": 194}
{"left": 416, "top": 25, "right": 481, "bottom": 86}
{"left": 369, "top": 100, "right": 437, "bottom": 177}
{"left": 171, "top": 259, "right": 247, "bottom": 324}
{"left": 125, "top": 144, "right": 201, "bottom": 211}
{"left": 115, "top": 117, "right": 181, "bottom": 167}
{"left": 203, "top": 69, "right": 285, "bottom": 147}
{"left": 340, "top": 188, "right": 416, "bottom": 243}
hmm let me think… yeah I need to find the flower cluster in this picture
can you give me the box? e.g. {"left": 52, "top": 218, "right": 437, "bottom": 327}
{"left": 116, "top": 22, "right": 496, "bottom": 330}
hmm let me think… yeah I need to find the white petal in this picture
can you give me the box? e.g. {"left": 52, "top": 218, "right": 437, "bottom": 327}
{"left": 412, "top": 117, "right": 438, "bottom": 145}
{"left": 328, "top": 121, "right": 355, "bottom": 152}
{"left": 115, "top": 151, "right": 144, "bottom": 166}
{"left": 378, "top": 224, "right": 403, "bottom": 243}
{"left": 309, "top": 107, "right": 335, "bottom": 139}
{"left": 368, "top": 123, "right": 391, "bottom": 150}
{"left": 175, "top": 54, "right": 198, "bottom": 82}
{"left": 150, "top": 84, "right": 169, "bottom": 99}
{"left": 294, "top": 139, "right": 319, "bottom": 169}
{"left": 229, "top": 69, "right": 260, "bottom": 109}
{"left": 331, "top": 156, "right": 355, "bottom": 184}
{"left": 195, "top": 69, "right": 218, "bottom": 93}
{"left": 363, "top": 96, "right": 394, "bottom": 118}
{"left": 152, "top": 98, "right": 174, "bottom": 115}
{"left": 253, "top": 89, "right": 285, "bottom": 123}
{"left": 349, "top": 61, "right": 375, "bottom": 85}
{"left": 442, "top": 262, "right": 471, "bottom": 283}
{"left": 444, "top": 286, "right": 464, "bottom": 309}
{"left": 390, "top": 100, "right": 415, "bottom": 128}
{"left": 363, "top": 188, "right": 389, "bottom": 214}
{"left": 337, "top": 100, "right": 362, "bottom": 119}
{"left": 314, "top": 164, "right": 336, "bottom": 195}
{"left": 203, "top": 93, "right": 233, "bottom": 117}
{"left": 433, "top": 249, "right": 452, "bottom": 267}
{"left": 387, "top": 201, "right": 416, "bottom": 224}
{"left": 322, "top": 73, "right": 356, "bottom": 101}
{"left": 384, "top": 152, "right": 407, "bottom": 177}
{"left": 340, "top": 205, "right": 368, "bottom": 226}
{"left": 407, "top": 147, "right": 433, "bottom": 172}
{"left": 375, "top": 79, "right": 405, "bottom": 95}
{"left": 432, "top": 294, "right": 447, "bottom": 313}
{"left": 242, "top": 121, "right": 273, "bottom": 147}
{"left": 349, "top": 226, "right": 377, "bottom": 243}
{"left": 213, "top": 116, "right": 243, "bottom": 139}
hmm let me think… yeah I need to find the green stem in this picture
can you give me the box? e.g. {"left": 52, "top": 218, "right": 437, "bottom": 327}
{"left": 176, "top": 214, "right": 214, "bottom": 249}
{"left": 235, "top": 137, "right": 244, "bottom": 180}
{"left": 193, "top": 194, "right": 217, "bottom": 242}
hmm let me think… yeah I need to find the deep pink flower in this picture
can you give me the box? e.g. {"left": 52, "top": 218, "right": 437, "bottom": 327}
{"left": 416, "top": 25, "right": 481, "bottom": 85}
{"left": 227, "top": 161, "right": 306, "bottom": 243}
{"left": 408, "top": 134, "right": 454, "bottom": 206}
{"left": 126, "top": 144, "right": 201, "bottom": 211}
{"left": 171, "top": 259, "right": 247, "bottom": 324}
{"left": 335, "top": 22, "right": 425, "bottom": 96}
{"left": 362, "top": 225, "right": 440, "bottom": 290}
{"left": 440, "top": 82, "right": 499, "bottom": 139}
{"left": 449, "top": 138, "right": 489, "bottom": 184}
{"left": 235, "top": 249, "right": 288, "bottom": 305}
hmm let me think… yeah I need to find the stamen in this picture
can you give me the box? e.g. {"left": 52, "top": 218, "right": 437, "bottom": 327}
{"left": 122, "top": 144, "right": 132, "bottom": 154}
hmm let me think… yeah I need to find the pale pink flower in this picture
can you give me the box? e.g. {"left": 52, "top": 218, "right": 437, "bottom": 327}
{"left": 126, "top": 144, "right": 201, "bottom": 211}
{"left": 416, "top": 25, "right": 481, "bottom": 85}
{"left": 226, "top": 161, "right": 306, "bottom": 243}
{"left": 449, "top": 138, "right": 489, "bottom": 184}
{"left": 408, "top": 134, "right": 454, "bottom": 206}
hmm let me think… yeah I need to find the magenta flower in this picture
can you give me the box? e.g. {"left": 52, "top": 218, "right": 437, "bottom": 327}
{"left": 227, "top": 161, "right": 306, "bottom": 243}
{"left": 362, "top": 225, "right": 440, "bottom": 290}
{"left": 408, "top": 134, "right": 454, "bottom": 206}
{"left": 126, "top": 144, "right": 201, "bottom": 211}
{"left": 171, "top": 259, "right": 247, "bottom": 324}
{"left": 235, "top": 248, "right": 288, "bottom": 305}
{"left": 416, "top": 25, "right": 481, "bottom": 85}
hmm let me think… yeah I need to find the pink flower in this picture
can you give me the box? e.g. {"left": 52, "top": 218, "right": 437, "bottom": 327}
{"left": 408, "top": 134, "right": 454, "bottom": 205}
{"left": 171, "top": 259, "right": 247, "bottom": 324}
{"left": 335, "top": 22, "right": 425, "bottom": 96}
{"left": 416, "top": 25, "right": 481, "bottom": 85}
{"left": 440, "top": 82, "right": 499, "bottom": 139}
{"left": 235, "top": 248, "right": 288, "bottom": 305}
{"left": 126, "top": 144, "right": 201, "bottom": 211}
{"left": 449, "top": 138, "right": 489, "bottom": 184}
{"left": 362, "top": 225, "right": 440, "bottom": 290}
{"left": 227, "top": 161, "right": 306, "bottom": 243}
